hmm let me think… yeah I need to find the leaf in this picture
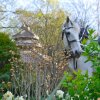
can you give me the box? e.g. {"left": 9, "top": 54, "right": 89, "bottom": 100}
{"left": 69, "top": 88, "right": 74, "bottom": 96}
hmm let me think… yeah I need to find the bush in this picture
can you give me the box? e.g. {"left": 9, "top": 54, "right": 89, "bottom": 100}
{"left": 0, "top": 32, "right": 19, "bottom": 98}
{"left": 61, "top": 71, "right": 100, "bottom": 100}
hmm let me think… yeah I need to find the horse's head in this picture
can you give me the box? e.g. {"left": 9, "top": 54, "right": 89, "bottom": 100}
{"left": 62, "top": 17, "right": 82, "bottom": 58}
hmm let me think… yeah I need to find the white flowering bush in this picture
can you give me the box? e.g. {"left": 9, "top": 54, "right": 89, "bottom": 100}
{"left": 2, "top": 91, "right": 25, "bottom": 100}
{"left": 56, "top": 90, "right": 64, "bottom": 99}
{"left": 56, "top": 90, "right": 74, "bottom": 100}
{"left": 2, "top": 91, "right": 14, "bottom": 100}
{"left": 15, "top": 96, "right": 24, "bottom": 100}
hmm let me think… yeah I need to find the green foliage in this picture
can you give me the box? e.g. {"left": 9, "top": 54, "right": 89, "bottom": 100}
{"left": 83, "top": 30, "right": 100, "bottom": 74}
{"left": 60, "top": 29, "right": 100, "bottom": 100}
{"left": 61, "top": 71, "right": 100, "bottom": 100}
{"left": 0, "top": 32, "right": 18, "bottom": 73}
{"left": 0, "top": 32, "right": 19, "bottom": 98}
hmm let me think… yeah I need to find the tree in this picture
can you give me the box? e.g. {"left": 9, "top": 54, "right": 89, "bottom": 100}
{"left": 62, "top": 0, "right": 95, "bottom": 28}
{"left": 16, "top": 8, "right": 66, "bottom": 46}
{"left": 12, "top": 2, "right": 67, "bottom": 99}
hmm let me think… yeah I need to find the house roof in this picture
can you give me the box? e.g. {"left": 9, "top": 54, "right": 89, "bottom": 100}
{"left": 13, "top": 30, "right": 39, "bottom": 40}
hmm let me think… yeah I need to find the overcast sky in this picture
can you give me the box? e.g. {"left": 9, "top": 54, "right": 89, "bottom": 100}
{"left": 5, "top": 0, "right": 96, "bottom": 30}
{"left": 0, "top": 0, "right": 99, "bottom": 31}
{"left": 15, "top": 0, "right": 95, "bottom": 9}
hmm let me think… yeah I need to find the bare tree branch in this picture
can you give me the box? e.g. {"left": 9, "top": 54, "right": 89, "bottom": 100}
{"left": 0, "top": 26, "right": 19, "bottom": 29}
{"left": 0, "top": 10, "right": 16, "bottom": 13}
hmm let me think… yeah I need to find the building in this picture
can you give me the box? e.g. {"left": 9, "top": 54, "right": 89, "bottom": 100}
{"left": 13, "top": 26, "right": 42, "bottom": 63}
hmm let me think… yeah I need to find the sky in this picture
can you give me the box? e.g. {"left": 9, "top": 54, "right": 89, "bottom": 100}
{"left": 16, "top": 0, "right": 33, "bottom": 9}
{"left": 14, "top": 0, "right": 100, "bottom": 32}
{"left": 15, "top": 0, "right": 95, "bottom": 8}
{"left": 0, "top": 0, "right": 99, "bottom": 31}
{"left": 15, "top": 0, "right": 96, "bottom": 20}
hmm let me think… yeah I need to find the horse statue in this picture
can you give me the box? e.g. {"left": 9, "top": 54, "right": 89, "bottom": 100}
{"left": 62, "top": 17, "right": 93, "bottom": 76}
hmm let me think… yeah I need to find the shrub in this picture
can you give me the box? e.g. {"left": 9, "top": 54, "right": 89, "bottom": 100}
{"left": 0, "top": 32, "right": 19, "bottom": 98}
